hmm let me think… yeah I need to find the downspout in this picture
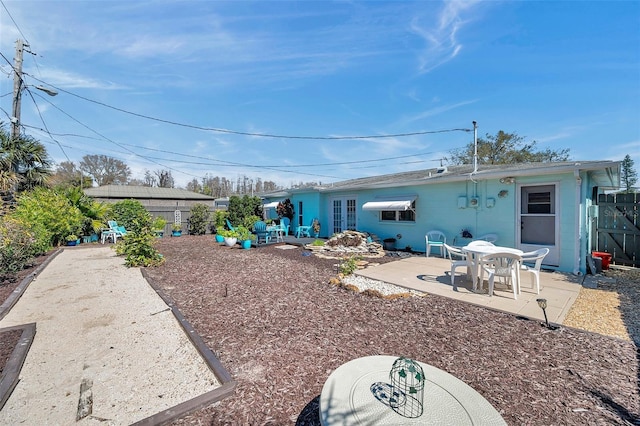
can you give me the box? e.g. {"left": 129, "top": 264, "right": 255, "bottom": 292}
{"left": 574, "top": 169, "right": 583, "bottom": 275}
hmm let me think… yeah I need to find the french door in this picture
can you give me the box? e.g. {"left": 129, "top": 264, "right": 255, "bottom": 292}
{"left": 518, "top": 184, "right": 559, "bottom": 266}
{"left": 330, "top": 197, "right": 357, "bottom": 234}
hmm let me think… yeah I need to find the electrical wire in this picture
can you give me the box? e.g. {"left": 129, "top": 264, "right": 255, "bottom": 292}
{"left": 29, "top": 91, "right": 343, "bottom": 180}
{"left": 0, "top": 0, "right": 30, "bottom": 44}
{"left": 27, "top": 75, "right": 473, "bottom": 141}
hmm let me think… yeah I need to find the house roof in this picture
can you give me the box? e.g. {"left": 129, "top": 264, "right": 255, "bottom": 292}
{"left": 84, "top": 185, "right": 215, "bottom": 200}
{"left": 312, "top": 161, "right": 621, "bottom": 192}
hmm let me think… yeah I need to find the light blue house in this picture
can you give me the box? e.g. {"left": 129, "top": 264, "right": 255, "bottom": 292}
{"left": 261, "top": 161, "right": 620, "bottom": 275}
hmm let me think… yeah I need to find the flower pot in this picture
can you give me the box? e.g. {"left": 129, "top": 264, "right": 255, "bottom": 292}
{"left": 241, "top": 239, "right": 252, "bottom": 249}
{"left": 383, "top": 238, "right": 396, "bottom": 251}
{"left": 172, "top": 230, "right": 182, "bottom": 237}
{"left": 215, "top": 234, "right": 225, "bottom": 243}
{"left": 224, "top": 237, "right": 237, "bottom": 247}
{"left": 66, "top": 240, "right": 77, "bottom": 246}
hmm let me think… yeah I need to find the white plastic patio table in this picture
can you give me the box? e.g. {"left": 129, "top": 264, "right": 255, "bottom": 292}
{"left": 266, "top": 225, "right": 282, "bottom": 242}
{"left": 462, "top": 245, "right": 524, "bottom": 292}
{"left": 319, "top": 355, "right": 506, "bottom": 425}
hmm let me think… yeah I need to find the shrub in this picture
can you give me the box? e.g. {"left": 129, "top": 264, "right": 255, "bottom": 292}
{"left": 11, "top": 187, "right": 84, "bottom": 247}
{"left": 311, "top": 239, "right": 325, "bottom": 246}
{"left": 0, "top": 218, "right": 41, "bottom": 279}
{"left": 107, "top": 199, "right": 152, "bottom": 233}
{"left": 188, "top": 204, "right": 211, "bottom": 235}
{"left": 228, "top": 195, "right": 262, "bottom": 227}
{"left": 114, "top": 229, "right": 164, "bottom": 267}
{"left": 339, "top": 256, "right": 360, "bottom": 275}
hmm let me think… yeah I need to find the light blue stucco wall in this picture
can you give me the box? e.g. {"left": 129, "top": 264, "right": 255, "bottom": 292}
{"left": 290, "top": 192, "right": 322, "bottom": 234}
{"left": 287, "top": 170, "right": 604, "bottom": 274}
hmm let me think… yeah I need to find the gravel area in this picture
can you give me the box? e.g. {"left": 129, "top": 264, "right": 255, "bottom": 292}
{"left": 1, "top": 238, "right": 638, "bottom": 425}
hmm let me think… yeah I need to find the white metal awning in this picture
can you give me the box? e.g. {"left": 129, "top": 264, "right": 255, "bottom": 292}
{"left": 263, "top": 201, "right": 281, "bottom": 209}
{"left": 362, "top": 196, "right": 416, "bottom": 211}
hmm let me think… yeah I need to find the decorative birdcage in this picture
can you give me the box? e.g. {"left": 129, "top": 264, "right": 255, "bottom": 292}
{"left": 388, "top": 357, "right": 425, "bottom": 418}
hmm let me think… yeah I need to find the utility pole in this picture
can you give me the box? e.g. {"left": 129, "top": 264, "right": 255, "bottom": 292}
{"left": 11, "top": 39, "right": 26, "bottom": 139}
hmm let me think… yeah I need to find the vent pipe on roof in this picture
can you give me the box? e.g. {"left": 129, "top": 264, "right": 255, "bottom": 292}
{"left": 472, "top": 120, "right": 478, "bottom": 174}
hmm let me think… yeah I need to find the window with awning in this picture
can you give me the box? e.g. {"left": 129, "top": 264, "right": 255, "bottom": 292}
{"left": 362, "top": 196, "right": 417, "bottom": 222}
{"left": 362, "top": 196, "right": 416, "bottom": 211}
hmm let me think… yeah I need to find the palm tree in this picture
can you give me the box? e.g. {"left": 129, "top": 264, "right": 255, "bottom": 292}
{"left": 0, "top": 122, "right": 52, "bottom": 192}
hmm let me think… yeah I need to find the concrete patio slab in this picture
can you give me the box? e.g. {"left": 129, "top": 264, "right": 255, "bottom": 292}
{"left": 356, "top": 255, "right": 584, "bottom": 325}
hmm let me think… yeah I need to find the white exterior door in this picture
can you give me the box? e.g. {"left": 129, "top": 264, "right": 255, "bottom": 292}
{"left": 517, "top": 184, "right": 560, "bottom": 266}
{"left": 330, "top": 197, "right": 357, "bottom": 234}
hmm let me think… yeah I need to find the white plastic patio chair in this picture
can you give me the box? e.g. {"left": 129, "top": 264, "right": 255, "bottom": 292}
{"left": 425, "top": 230, "right": 446, "bottom": 257}
{"left": 520, "top": 248, "right": 549, "bottom": 294}
{"left": 443, "top": 243, "right": 468, "bottom": 290}
{"left": 479, "top": 252, "right": 522, "bottom": 299}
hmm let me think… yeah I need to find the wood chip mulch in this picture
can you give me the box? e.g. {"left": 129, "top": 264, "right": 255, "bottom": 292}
{"left": 139, "top": 236, "right": 640, "bottom": 426}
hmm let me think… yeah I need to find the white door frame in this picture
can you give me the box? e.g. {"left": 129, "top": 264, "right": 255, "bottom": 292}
{"left": 329, "top": 196, "right": 357, "bottom": 234}
{"left": 516, "top": 183, "right": 560, "bottom": 266}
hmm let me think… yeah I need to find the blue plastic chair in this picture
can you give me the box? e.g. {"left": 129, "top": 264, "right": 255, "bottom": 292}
{"left": 280, "top": 217, "right": 290, "bottom": 236}
{"left": 253, "top": 221, "right": 270, "bottom": 244}
{"left": 425, "top": 230, "right": 446, "bottom": 257}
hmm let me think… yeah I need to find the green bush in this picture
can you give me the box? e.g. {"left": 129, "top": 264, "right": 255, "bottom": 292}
{"left": 11, "top": 187, "right": 84, "bottom": 247}
{"left": 114, "top": 229, "right": 164, "bottom": 267}
{"left": 0, "top": 218, "right": 41, "bottom": 279}
{"left": 107, "top": 200, "right": 164, "bottom": 267}
{"left": 189, "top": 203, "right": 211, "bottom": 235}
{"left": 228, "top": 195, "right": 262, "bottom": 228}
{"left": 107, "top": 199, "right": 152, "bottom": 233}
{"left": 339, "top": 256, "right": 360, "bottom": 276}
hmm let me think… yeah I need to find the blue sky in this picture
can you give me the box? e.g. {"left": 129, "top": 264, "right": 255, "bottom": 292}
{"left": 1, "top": 1, "right": 639, "bottom": 189}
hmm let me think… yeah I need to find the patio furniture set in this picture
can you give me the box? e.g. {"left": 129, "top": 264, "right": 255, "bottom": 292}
{"left": 425, "top": 230, "right": 549, "bottom": 300}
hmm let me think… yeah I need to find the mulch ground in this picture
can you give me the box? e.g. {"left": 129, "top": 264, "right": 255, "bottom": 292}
{"left": 1, "top": 238, "right": 639, "bottom": 425}
{"left": 141, "top": 236, "right": 640, "bottom": 425}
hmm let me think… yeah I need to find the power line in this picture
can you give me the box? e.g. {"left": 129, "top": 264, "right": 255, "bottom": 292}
{"left": 27, "top": 75, "right": 473, "bottom": 141}
{"left": 29, "top": 91, "right": 343, "bottom": 180}
{"left": 0, "top": 0, "right": 29, "bottom": 44}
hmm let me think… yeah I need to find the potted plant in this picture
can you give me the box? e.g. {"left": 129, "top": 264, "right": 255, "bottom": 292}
{"left": 172, "top": 223, "right": 182, "bottom": 237}
{"left": 220, "top": 229, "right": 239, "bottom": 247}
{"left": 152, "top": 217, "right": 167, "bottom": 238}
{"left": 66, "top": 234, "right": 79, "bottom": 246}
{"left": 312, "top": 219, "right": 321, "bottom": 238}
{"left": 214, "top": 210, "right": 228, "bottom": 243}
{"left": 236, "top": 225, "right": 255, "bottom": 249}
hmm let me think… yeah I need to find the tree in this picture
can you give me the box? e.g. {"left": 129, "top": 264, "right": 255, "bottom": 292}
{"left": 447, "top": 131, "right": 570, "bottom": 166}
{"left": 0, "top": 122, "right": 52, "bottom": 191}
{"left": 79, "top": 154, "right": 131, "bottom": 186}
{"left": 155, "top": 169, "right": 174, "bottom": 188}
{"left": 50, "top": 161, "right": 92, "bottom": 188}
{"left": 620, "top": 154, "right": 637, "bottom": 193}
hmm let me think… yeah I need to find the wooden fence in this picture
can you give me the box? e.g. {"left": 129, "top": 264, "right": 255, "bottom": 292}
{"left": 593, "top": 192, "right": 640, "bottom": 267}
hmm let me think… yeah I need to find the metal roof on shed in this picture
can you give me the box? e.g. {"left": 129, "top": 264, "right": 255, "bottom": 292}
{"left": 84, "top": 185, "right": 215, "bottom": 200}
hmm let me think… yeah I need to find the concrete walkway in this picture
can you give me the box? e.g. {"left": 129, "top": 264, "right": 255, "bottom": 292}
{"left": 356, "top": 255, "right": 586, "bottom": 325}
